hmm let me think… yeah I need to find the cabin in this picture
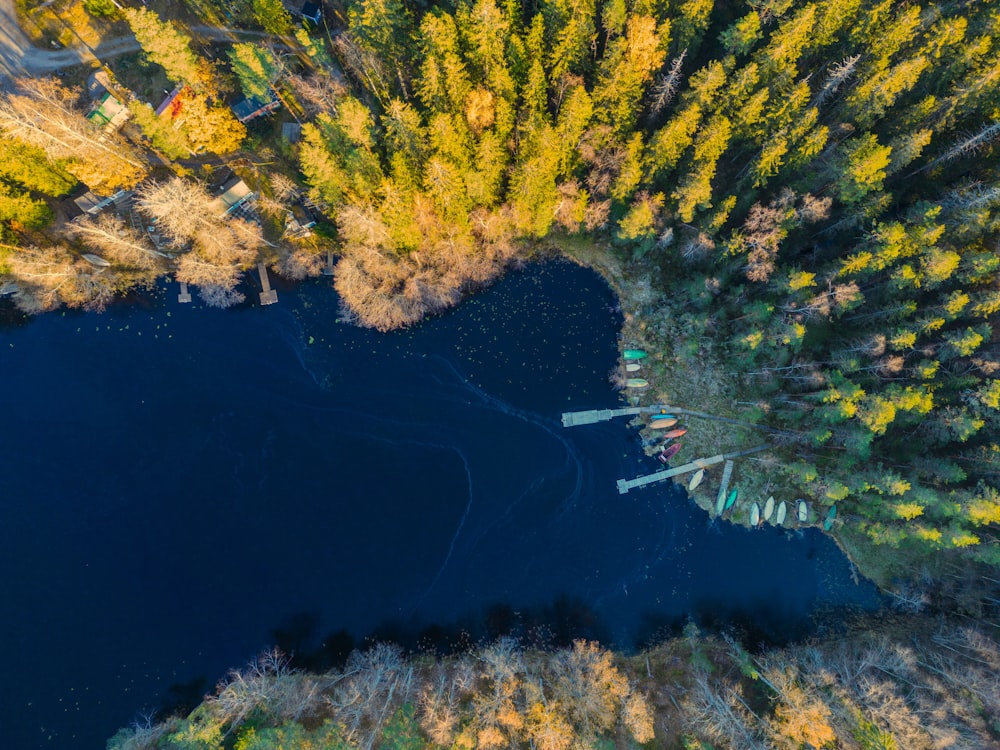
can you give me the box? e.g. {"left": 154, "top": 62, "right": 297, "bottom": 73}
{"left": 283, "top": 203, "right": 317, "bottom": 239}
{"left": 231, "top": 94, "right": 281, "bottom": 124}
{"left": 210, "top": 176, "right": 256, "bottom": 218}
{"left": 283, "top": 0, "right": 322, "bottom": 24}
{"left": 155, "top": 87, "right": 184, "bottom": 118}
{"left": 71, "top": 188, "right": 131, "bottom": 217}
{"left": 86, "top": 91, "right": 129, "bottom": 132}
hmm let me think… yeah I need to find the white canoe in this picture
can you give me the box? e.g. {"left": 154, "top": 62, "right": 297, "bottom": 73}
{"left": 750, "top": 503, "right": 761, "bottom": 526}
{"left": 625, "top": 363, "right": 641, "bottom": 372}
{"left": 797, "top": 499, "right": 808, "bottom": 523}
{"left": 688, "top": 468, "right": 705, "bottom": 491}
{"left": 763, "top": 496, "right": 775, "bottom": 521}
{"left": 776, "top": 501, "right": 787, "bottom": 525}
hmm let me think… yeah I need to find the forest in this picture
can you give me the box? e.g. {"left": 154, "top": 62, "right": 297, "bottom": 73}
{"left": 0, "top": 0, "right": 996, "bottom": 585}
{"left": 108, "top": 614, "right": 1000, "bottom": 750}
{"left": 0, "top": 0, "right": 996, "bottom": 746}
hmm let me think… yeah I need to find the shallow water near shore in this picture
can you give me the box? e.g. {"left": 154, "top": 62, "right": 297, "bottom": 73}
{"left": 0, "top": 260, "right": 880, "bottom": 748}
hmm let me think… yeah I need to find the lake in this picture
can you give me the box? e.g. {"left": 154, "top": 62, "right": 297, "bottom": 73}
{"left": 0, "top": 260, "right": 881, "bottom": 748}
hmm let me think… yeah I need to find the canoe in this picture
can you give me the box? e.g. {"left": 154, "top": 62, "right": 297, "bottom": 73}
{"left": 688, "top": 469, "right": 705, "bottom": 491}
{"left": 626, "top": 378, "right": 648, "bottom": 388}
{"left": 649, "top": 418, "right": 678, "bottom": 429}
{"left": 725, "top": 488, "right": 738, "bottom": 510}
{"left": 823, "top": 505, "right": 838, "bottom": 531}
{"left": 715, "top": 488, "right": 726, "bottom": 515}
{"left": 625, "top": 363, "right": 641, "bottom": 372}
{"left": 749, "top": 502, "right": 760, "bottom": 526}
{"left": 763, "top": 496, "right": 775, "bottom": 521}
{"left": 797, "top": 499, "right": 808, "bottom": 523}
{"left": 662, "top": 427, "right": 687, "bottom": 439}
{"left": 82, "top": 253, "right": 111, "bottom": 267}
{"left": 623, "top": 349, "right": 647, "bottom": 360}
{"left": 776, "top": 501, "right": 787, "bottom": 526}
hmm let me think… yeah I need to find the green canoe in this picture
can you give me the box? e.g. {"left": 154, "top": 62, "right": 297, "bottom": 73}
{"left": 626, "top": 378, "right": 649, "bottom": 388}
{"left": 623, "top": 349, "right": 647, "bottom": 360}
{"left": 823, "top": 504, "right": 838, "bottom": 531}
{"left": 724, "top": 488, "right": 738, "bottom": 510}
{"left": 715, "top": 490, "right": 726, "bottom": 516}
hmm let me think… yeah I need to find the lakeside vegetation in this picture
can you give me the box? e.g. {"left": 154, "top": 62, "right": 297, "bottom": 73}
{"left": 3, "top": 0, "right": 995, "bottom": 579}
{"left": 0, "top": 0, "right": 998, "bottom": 742}
{"left": 109, "top": 614, "right": 1000, "bottom": 750}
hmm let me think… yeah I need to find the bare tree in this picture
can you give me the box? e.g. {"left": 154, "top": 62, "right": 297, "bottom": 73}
{"left": 65, "top": 214, "right": 168, "bottom": 271}
{"left": 0, "top": 78, "right": 147, "bottom": 191}
{"left": 650, "top": 51, "right": 687, "bottom": 114}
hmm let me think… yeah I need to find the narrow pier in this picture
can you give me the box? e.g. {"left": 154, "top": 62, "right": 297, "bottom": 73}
{"left": 258, "top": 262, "right": 278, "bottom": 305}
{"left": 715, "top": 460, "right": 735, "bottom": 510}
{"left": 562, "top": 405, "right": 675, "bottom": 427}
{"left": 178, "top": 281, "right": 192, "bottom": 303}
{"left": 616, "top": 446, "right": 768, "bottom": 494}
{"left": 321, "top": 249, "right": 335, "bottom": 276}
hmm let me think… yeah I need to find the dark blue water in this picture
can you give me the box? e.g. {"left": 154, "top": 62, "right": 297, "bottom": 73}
{"left": 0, "top": 261, "right": 880, "bottom": 748}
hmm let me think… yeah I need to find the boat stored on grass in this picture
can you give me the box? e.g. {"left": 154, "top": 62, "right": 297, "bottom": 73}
{"left": 750, "top": 502, "right": 760, "bottom": 526}
{"left": 823, "top": 505, "right": 837, "bottom": 531}
{"left": 797, "top": 499, "right": 808, "bottom": 523}
{"left": 662, "top": 427, "right": 687, "bottom": 439}
{"left": 626, "top": 378, "right": 648, "bottom": 388}
{"left": 688, "top": 468, "right": 705, "bottom": 491}
{"left": 650, "top": 417, "right": 678, "bottom": 429}
{"left": 764, "top": 496, "right": 775, "bottom": 522}
{"left": 657, "top": 443, "right": 681, "bottom": 463}
{"left": 776, "top": 501, "right": 787, "bottom": 526}
{"left": 623, "top": 349, "right": 647, "bottom": 360}
{"left": 725, "top": 488, "right": 738, "bottom": 510}
{"left": 625, "top": 363, "right": 641, "bottom": 372}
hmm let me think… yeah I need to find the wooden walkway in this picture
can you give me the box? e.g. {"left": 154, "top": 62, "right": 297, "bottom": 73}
{"left": 616, "top": 445, "right": 768, "bottom": 494}
{"left": 562, "top": 405, "right": 676, "bottom": 427}
{"left": 178, "top": 281, "right": 191, "bottom": 303}
{"left": 715, "top": 460, "right": 735, "bottom": 511}
{"left": 258, "top": 262, "right": 278, "bottom": 305}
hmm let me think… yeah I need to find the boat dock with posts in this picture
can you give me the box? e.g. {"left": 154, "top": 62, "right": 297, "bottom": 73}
{"left": 257, "top": 262, "right": 278, "bottom": 305}
{"left": 616, "top": 446, "right": 767, "bottom": 494}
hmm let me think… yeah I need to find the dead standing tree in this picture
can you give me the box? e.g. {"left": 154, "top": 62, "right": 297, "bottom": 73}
{"left": 0, "top": 78, "right": 147, "bottom": 192}
{"left": 136, "top": 177, "right": 263, "bottom": 306}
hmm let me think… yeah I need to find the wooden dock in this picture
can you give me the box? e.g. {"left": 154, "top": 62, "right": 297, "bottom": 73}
{"left": 178, "top": 281, "right": 191, "bottom": 303}
{"left": 258, "top": 262, "right": 278, "bottom": 305}
{"left": 321, "top": 249, "right": 335, "bottom": 276}
{"left": 715, "top": 460, "right": 735, "bottom": 510}
{"left": 562, "top": 405, "right": 676, "bottom": 427}
{"left": 616, "top": 446, "right": 768, "bottom": 494}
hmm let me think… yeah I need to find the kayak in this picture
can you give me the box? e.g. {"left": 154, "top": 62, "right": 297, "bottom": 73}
{"left": 823, "top": 504, "right": 838, "bottom": 531}
{"left": 724, "top": 488, "right": 738, "bottom": 510}
{"left": 623, "top": 349, "right": 647, "bottom": 360}
{"left": 688, "top": 469, "right": 705, "bottom": 491}
{"left": 776, "top": 501, "right": 787, "bottom": 525}
{"left": 763, "top": 496, "right": 775, "bottom": 521}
